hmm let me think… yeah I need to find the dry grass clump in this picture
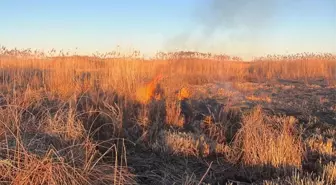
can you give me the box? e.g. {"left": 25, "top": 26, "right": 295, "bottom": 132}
{"left": 0, "top": 108, "right": 20, "bottom": 137}
{"left": 2, "top": 151, "right": 87, "bottom": 185}
{"left": 0, "top": 137, "right": 136, "bottom": 185}
{"left": 234, "top": 106, "right": 303, "bottom": 169}
{"left": 306, "top": 135, "right": 334, "bottom": 157}
{"left": 0, "top": 92, "right": 135, "bottom": 184}
{"left": 321, "top": 162, "right": 336, "bottom": 184}
{"left": 263, "top": 170, "right": 325, "bottom": 185}
{"left": 136, "top": 104, "right": 151, "bottom": 129}
{"left": 43, "top": 104, "right": 85, "bottom": 141}
{"left": 153, "top": 131, "right": 211, "bottom": 157}
{"left": 264, "top": 162, "right": 336, "bottom": 185}
{"left": 200, "top": 115, "right": 227, "bottom": 144}
{"left": 165, "top": 100, "right": 185, "bottom": 128}
{"left": 0, "top": 155, "right": 82, "bottom": 184}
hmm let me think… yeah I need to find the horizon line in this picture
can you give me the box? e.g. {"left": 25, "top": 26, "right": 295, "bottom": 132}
{"left": 1, "top": 45, "right": 336, "bottom": 61}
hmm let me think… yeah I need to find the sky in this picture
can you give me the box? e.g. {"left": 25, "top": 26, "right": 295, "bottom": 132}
{"left": 1, "top": 0, "right": 335, "bottom": 59}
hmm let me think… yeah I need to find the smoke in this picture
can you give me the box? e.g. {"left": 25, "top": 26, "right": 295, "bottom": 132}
{"left": 199, "top": 0, "right": 275, "bottom": 33}
{"left": 162, "top": 0, "right": 334, "bottom": 59}
{"left": 164, "top": 0, "right": 281, "bottom": 59}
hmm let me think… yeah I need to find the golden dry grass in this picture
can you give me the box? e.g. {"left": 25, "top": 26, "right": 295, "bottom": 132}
{"left": 235, "top": 107, "right": 303, "bottom": 169}
{"left": 0, "top": 49, "right": 335, "bottom": 184}
{"left": 306, "top": 135, "right": 334, "bottom": 157}
{"left": 165, "top": 100, "right": 185, "bottom": 128}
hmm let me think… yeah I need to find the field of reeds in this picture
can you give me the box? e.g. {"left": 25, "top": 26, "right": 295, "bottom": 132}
{"left": 0, "top": 47, "right": 335, "bottom": 184}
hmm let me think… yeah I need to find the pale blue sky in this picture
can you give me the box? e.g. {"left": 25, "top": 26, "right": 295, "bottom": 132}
{"left": 1, "top": 0, "right": 335, "bottom": 58}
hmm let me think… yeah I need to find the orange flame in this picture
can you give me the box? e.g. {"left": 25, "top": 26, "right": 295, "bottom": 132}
{"left": 135, "top": 74, "right": 163, "bottom": 104}
{"left": 177, "top": 87, "right": 190, "bottom": 100}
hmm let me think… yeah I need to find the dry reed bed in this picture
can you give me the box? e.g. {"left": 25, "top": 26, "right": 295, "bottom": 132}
{"left": 1, "top": 53, "right": 335, "bottom": 99}
{"left": 0, "top": 51, "right": 335, "bottom": 184}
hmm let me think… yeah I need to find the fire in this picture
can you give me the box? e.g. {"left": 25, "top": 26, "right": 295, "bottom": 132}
{"left": 177, "top": 87, "right": 190, "bottom": 100}
{"left": 135, "top": 74, "right": 163, "bottom": 104}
